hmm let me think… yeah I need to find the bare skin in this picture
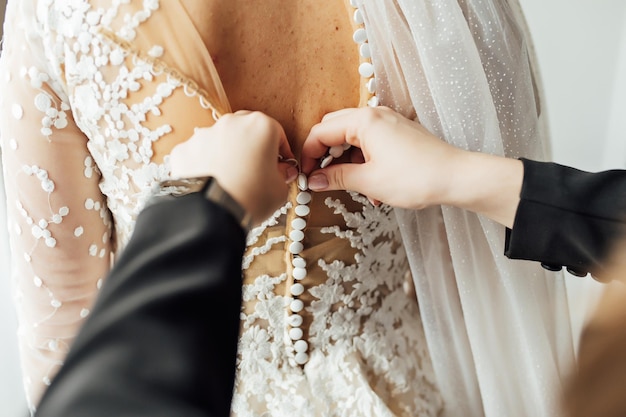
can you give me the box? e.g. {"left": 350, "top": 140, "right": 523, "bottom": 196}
{"left": 180, "top": 1, "right": 360, "bottom": 154}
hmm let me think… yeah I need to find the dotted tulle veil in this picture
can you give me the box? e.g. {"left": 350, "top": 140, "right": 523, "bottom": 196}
{"left": 361, "top": 1, "right": 574, "bottom": 416}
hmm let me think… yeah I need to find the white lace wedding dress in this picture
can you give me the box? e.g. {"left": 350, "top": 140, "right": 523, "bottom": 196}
{"left": 0, "top": 1, "right": 574, "bottom": 416}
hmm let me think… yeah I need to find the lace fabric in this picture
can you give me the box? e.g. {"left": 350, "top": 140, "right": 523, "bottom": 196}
{"left": 234, "top": 192, "right": 441, "bottom": 416}
{"left": 0, "top": 0, "right": 232, "bottom": 409}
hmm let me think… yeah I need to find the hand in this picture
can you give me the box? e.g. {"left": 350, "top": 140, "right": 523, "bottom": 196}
{"left": 301, "top": 107, "right": 523, "bottom": 227}
{"left": 170, "top": 111, "right": 297, "bottom": 225}
{"left": 301, "top": 107, "right": 463, "bottom": 209}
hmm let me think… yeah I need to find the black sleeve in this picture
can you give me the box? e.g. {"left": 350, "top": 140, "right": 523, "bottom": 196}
{"left": 505, "top": 158, "right": 626, "bottom": 276}
{"left": 35, "top": 193, "right": 245, "bottom": 417}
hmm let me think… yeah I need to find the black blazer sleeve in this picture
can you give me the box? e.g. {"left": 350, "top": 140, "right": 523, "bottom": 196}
{"left": 35, "top": 193, "right": 245, "bottom": 417}
{"left": 505, "top": 158, "right": 626, "bottom": 276}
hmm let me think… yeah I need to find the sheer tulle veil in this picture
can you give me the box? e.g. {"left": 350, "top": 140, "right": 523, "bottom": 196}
{"left": 361, "top": 1, "right": 575, "bottom": 416}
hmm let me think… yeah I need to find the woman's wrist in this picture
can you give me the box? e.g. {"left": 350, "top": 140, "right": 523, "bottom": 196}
{"left": 443, "top": 151, "right": 523, "bottom": 228}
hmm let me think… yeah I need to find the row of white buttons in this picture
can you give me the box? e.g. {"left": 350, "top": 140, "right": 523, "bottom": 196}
{"left": 350, "top": 2, "right": 379, "bottom": 107}
{"left": 284, "top": 0, "right": 379, "bottom": 367}
{"left": 287, "top": 173, "right": 312, "bottom": 365}
{"left": 319, "top": 1, "right": 379, "bottom": 169}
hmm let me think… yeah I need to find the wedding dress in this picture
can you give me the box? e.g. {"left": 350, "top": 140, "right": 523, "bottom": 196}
{"left": 0, "top": 1, "right": 574, "bottom": 416}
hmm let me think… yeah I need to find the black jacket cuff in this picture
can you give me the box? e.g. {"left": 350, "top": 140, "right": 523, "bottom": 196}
{"left": 505, "top": 158, "right": 626, "bottom": 276}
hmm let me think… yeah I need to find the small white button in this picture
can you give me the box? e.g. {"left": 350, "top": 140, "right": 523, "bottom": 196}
{"left": 288, "top": 314, "right": 303, "bottom": 327}
{"left": 290, "top": 299, "right": 304, "bottom": 312}
{"left": 291, "top": 218, "right": 307, "bottom": 230}
{"left": 296, "top": 192, "right": 312, "bottom": 205}
{"left": 295, "top": 205, "right": 311, "bottom": 217}
{"left": 294, "top": 339, "right": 308, "bottom": 353}
{"left": 293, "top": 267, "right": 307, "bottom": 281}
{"left": 366, "top": 78, "right": 377, "bottom": 94}
{"left": 289, "top": 327, "right": 303, "bottom": 340}
{"left": 353, "top": 9, "right": 364, "bottom": 24}
{"left": 292, "top": 257, "right": 306, "bottom": 268}
{"left": 295, "top": 352, "right": 309, "bottom": 365}
{"left": 290, "top": 283, "right": 305, "bottom": 296}
{"left": 289, "top": 242, "right": 304, "bottom": 254}
{"left": 320, "top": 155, "right": 333, "bottom": 169}
{"left": 353, "top": 28, "right": 367, "bottom": 44}
{"left": 360, "top": 43, "right": 371, "bottom": 59}
{"left": 290, "top": 230, "right": 305, "bottom": 242}
{"left": 297, "top": 173, "right": 308, "bottom": 191}
{"left": 368, "top": 96, "right": 380, "bottom": 107}
{"left": 359, "top": 62, "right": 375, "bottom": 78}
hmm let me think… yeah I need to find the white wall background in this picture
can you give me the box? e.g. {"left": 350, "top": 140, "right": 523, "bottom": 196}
{"left": 519, "top": 0, "right": 626, "bottom": 343}
{"left": 0, "top": 155, "right": 24, "bottom": 417}
{"left": 521, "top": 0, "right": 626, "bottom": 172}
{"left": 1, "top": 1, "right": 626, "bottom": 415}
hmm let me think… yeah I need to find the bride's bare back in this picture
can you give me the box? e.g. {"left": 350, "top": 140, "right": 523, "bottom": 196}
{"left": 180, "top": 0, "right": 360, "bottom": 153}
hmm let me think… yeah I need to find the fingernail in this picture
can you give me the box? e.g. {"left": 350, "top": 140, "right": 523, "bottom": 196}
{"left": 285, "top": 166, "right": 299, "bottom": 184}
{"left": 308, "top": 173, "right": 329, "bottom": 191}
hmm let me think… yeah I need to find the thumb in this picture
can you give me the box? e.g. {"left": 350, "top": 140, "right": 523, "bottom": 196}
{"left": 277, "top": 162, "right": 299, "bottom": 184}
{"left": 307, "top": 163, "right": 367, "bottom": 193}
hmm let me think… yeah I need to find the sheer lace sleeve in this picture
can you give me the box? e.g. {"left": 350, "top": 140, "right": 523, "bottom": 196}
{"left": 0, "top": 5, "right": 112, "bottom": 409}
